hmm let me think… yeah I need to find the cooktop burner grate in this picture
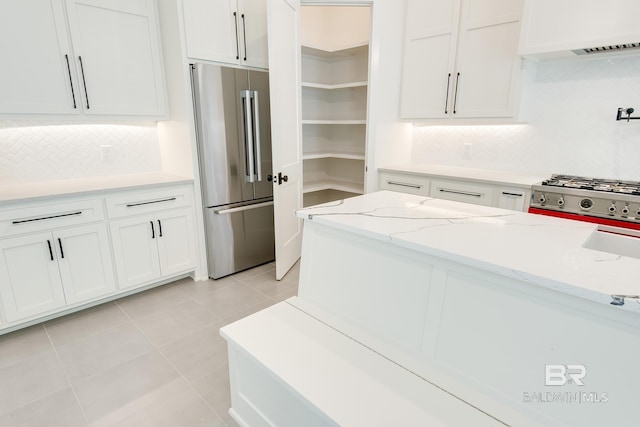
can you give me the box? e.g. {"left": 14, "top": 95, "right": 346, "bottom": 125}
{"left": 541, "top": 175, "right": 640, "bottom": 195}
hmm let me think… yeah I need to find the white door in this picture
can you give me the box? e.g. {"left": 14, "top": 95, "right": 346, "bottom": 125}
{"left": 182, "top": 0, "right": 240, "bottom": 65}
{"left": 453, "top": 0, "right": 522, "bottom": 118}
{"left": 240, "top": 0, "right": 269, "bottom": 69}
{"left": 0, "top": 0, "right": 79, "bottom": 115}
{"left": 267, "top": 0, "right": 303, "bottom": 280}
{"left": 110, "top": 215, "right": 161, "bottom": 289}
{"left": 155, "top": 208, "right": 197, "bottom": 277}
{"left": 55, "top": 224, "right": 116, "bottom": 304}
{"left": 400, "top": 0, "right": 460, "bottom": 119}
{"left": 0, "top": 232, "right": 66, "bottom": 323}
{"left": 65, "top": 0, "right": 167, "bottom": 116}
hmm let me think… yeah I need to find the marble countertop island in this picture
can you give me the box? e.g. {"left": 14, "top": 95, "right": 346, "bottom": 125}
{"left": 297, "top": 191, "right": 640, "bottom": 313}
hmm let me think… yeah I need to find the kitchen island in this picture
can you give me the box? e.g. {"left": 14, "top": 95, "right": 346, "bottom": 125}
{"left": 222, "top": 191, "right": 638, "bottom": 427}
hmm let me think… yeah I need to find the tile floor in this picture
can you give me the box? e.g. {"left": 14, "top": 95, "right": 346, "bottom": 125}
{"left": 0, "top": 261, "right": 300, "bottom": 426}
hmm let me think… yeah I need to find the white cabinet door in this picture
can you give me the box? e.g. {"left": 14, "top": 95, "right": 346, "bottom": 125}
{"left": 183, "top": 0, "right": 268, "bottom": 69}
{"left": 155, "top": 208, "right": 196, "bottom": 277}
{"left": 453, "top": 0, "right": 522, "bottom": 118}
{"left": 182, "top": 0, "right": 239, "bottom": 65}
{"left": 110, "top": 215, "right": 161, "bottom": 289}
{"left": 239, "top": 0, "right": 269, "bottom": 68}
{"left": 0, "top": 0, "right": 80, "bottom": 115}
{"left": 54, "top": 224, "right": 116, "bottom": 304}
{"left": 497, "top": 188, "right": 527, "bottom": 212}
{"left": 0, "top": 232, "right": 66, "bottom": 323}
{"left": 400, "top": 0, "right": 523, "bottom": 120}
{"left": 268, "top": 0, "right": 303, "bottom": 280}
{"left": 400, "top": 0, "right": 459, "bottom": 119}
{"left": 65, "top": 0, "right": 167, "bottom": 116}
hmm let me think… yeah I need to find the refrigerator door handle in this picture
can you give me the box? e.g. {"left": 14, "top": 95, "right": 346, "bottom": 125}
{"left": 241, "top": 90, "right": 256, "bottom": 183}
{"left": 251, "top": 90, "right": 262, "bottom": 182}
{"left": 214, "top": 200, "right": 274, "bottom": 215}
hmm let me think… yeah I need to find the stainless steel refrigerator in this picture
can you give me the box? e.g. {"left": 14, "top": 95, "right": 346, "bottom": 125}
{"left": 191, "top": 63, "right": 275, "bottom": 279}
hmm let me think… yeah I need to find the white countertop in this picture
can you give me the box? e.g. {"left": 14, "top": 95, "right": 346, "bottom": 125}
{"left": 379, "top": 164, "right": 546, "bottom": 188}
{"left": 0, "top": 173, "right": 193, "bottom": 204}
{"left": 297, "top": 191, "right": 640, "bottom": 313}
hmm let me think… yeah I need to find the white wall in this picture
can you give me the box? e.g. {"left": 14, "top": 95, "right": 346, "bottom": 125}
{"left": 0, "top": 120, "right": 162, "bottom": 183}
{"left": 411, "top": 54, "right": 640, "bottom": 181}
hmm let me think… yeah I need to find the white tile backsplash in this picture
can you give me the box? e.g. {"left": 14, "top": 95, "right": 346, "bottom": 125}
{"left": 0, "top": 120, "right": 162, "bottom": 184}
{"left": 412, "top": 54, "right": 640, "bottom": 180}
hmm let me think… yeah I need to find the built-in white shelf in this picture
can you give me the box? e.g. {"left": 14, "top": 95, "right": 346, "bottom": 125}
{"left": 303, "top": 151, "right": 365, "bottom": 161}
{"left": 301, "top": 81, "right": 368, "bottom": 90}
{"left": 303, "top": 179, "right": 364, "bottom": 195}
{"left": 301, "top": 42, "right": 368, "bottom": 58}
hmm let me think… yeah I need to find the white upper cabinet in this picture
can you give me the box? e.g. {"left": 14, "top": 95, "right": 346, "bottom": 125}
{"left": 0, "top": 0, "right": 77, "bottom": 115}
{"left": 519, "top": 0, "right": 640, "bottom": 59}
{"left": 0, "top": 0, "right": 167, "bottom": 118}
{"left": 400, "top": 0, "right": 523, "bottom": 121}
{"left": 65, "top": 0, "right": 168, "bottom": 116}
{"left": 183, "top": 0, "right": 269, "bottom": 69}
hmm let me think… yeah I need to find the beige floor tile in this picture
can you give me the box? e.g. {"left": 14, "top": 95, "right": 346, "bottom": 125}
{"left": 190, "top": 364, "right": 231, "bottom": 417}
{"left": 0, "top": 325, "right": 53, "bottom": 369}
{"left": 45, "top": 302, "right": 130, "bottom": 347}
{"left": 159, "top": 323, "right": 228, "bottom": 382}
{"left": 0, "top": 351, "right": 68, "bottom": 415}
{"left": 194, "top": 282, "right": 269, "bottom": 320}
{"left": 0, "top": 388, "right": 86, "bottom": 427}
{"left": 115, "top": 284, "right": 191, "bottom": 319}
{"left": 132, "top": 300, "right": 220, "bottom": 347}
{"left": 56, "top": 322, "right": 154, "bottom": 383}
{"left": 229, "top": 263, "right": 275, "bottom": 282}
{"left": 217, "top": 299, "right": 278, "bottom": 329}
{"left": 74, "top": 351, "right": 179, "bottom": 424}
{"left": 238, "top": 270, "right": 298, "bottom": 298}
{"left": 178, "top": 276, "right": 240, "bottom": 299}
{"left": 89, "top": 377, "right": 225, "bottom": 427}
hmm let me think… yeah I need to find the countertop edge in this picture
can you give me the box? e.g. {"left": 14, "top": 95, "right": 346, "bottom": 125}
{"left": 0, "top": 173, "right": 194, "bottom": 205}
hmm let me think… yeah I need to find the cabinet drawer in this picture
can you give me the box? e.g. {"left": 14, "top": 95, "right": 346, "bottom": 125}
{"left": 379, "top": 172, "right": 430, "bottom": 196}
{"left": 497, "top": 187, "right": 527, "bottom": 212}
{"left": 105, "top": 185, "right": 193, "bottom": 219}
{"left": 0, "top": 198, "right": 104, "bottom": 238}
{"left": 430, "top": 179, "right": 494, "bottom": 206}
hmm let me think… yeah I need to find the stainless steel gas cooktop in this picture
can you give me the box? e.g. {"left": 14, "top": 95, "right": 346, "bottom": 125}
{"left": 529, "top": 174, "right": 640, "bottom": 228}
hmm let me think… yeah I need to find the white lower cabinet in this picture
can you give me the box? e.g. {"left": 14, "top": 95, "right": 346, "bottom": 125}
{"left": 0, "top": 223, "right": 115, "bottom": 323}
{"left": 110, "top": 207, "right": 196, "bottom": 290}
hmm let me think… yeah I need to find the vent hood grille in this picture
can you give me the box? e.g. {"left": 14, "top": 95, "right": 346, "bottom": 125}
{"left": 573, "top": 43, "right": 640, "bottom": 55}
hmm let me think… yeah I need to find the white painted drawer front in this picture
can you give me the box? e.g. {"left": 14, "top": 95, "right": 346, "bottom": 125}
{"left": 379, "top": 172, "right": 430, "bottom": 196}
{"left": 105, "top": 185, "right": 193, "bottom": 219}
{"left": 430, "top": 179, "right": 494, "bottom": 206}
{"left": 0, "top": 198, "right": 104, "bottom": 238}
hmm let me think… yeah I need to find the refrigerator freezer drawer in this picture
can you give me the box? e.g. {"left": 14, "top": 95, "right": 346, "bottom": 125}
{"left": 205, "top": 202, "right": 275, "bottom": 279}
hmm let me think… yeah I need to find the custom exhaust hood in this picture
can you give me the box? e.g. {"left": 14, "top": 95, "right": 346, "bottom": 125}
{"left": 572, "top": 43, "right": 640, "bottom": 56}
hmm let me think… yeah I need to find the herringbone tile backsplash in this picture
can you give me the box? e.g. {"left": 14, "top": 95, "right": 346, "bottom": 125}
{"left": 412, "top": 54, "right": 640, "bottom": 180}
{"left": 0, "top": 121, "right": 162, "bottom": 184}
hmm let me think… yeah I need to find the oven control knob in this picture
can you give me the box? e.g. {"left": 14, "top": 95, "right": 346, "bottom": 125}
{"left": 538, "top": 194, "right": 546, "bottom": 204}
{"left": 557, "top": 197, "right": 565, "bottom": 206}
{"left": 608, "top": 203, "right": 617, "bottom": 214}
{"left": 622, "top": 205, "right": 630, "bottom": 215}
{"left": 579, "top": 198, "right": 594, "bottom": 211}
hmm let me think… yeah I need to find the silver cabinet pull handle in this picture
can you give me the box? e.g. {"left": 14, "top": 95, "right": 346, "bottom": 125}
{"left": 78, "top": 56, "right": 90, "bottom": 109}
{"left": 439, "top": 188, "right": 482, "bottom": 198}
{"left": 126, "top": 197, "right": 177, "bottom": 208}
{"left": 64, "top": 54, "right": 77, "bottom": 109}
{"left": 452, "top": 72, "right": 460, "bottom": 114}
{"left": 387, "top": 181, "right": 422, "bottom": 189}
{"left": 12, "top": 211, "right": 82, "bottom": 225}
{"left": 233, "top": 12, "right": 240, "bottom": 60}
{"left": 241, "top": 13, "right": 248, "bottom": 61}
{"left": 444, "top": 73, "right": 451, "bottom": 114}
